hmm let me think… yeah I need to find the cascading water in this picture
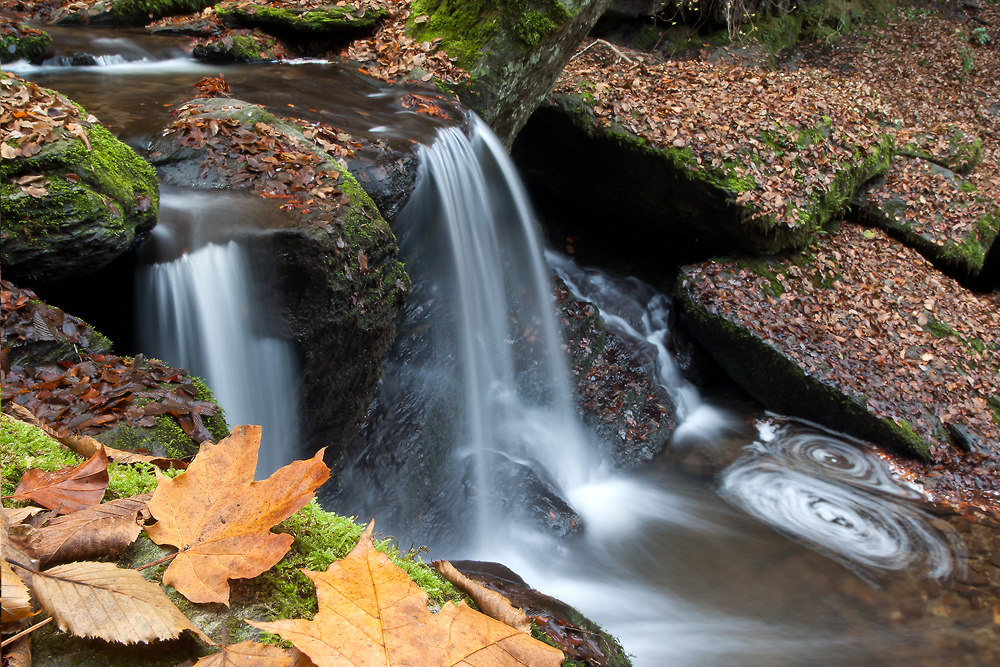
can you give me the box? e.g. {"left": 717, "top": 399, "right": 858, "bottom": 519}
{"left": 136, "top": 189, "right": 300, "bottom": 478}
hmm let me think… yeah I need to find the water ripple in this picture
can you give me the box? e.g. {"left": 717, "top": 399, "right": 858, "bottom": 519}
{"left": 720, "top": 423, "right": 953, "bottom": 578}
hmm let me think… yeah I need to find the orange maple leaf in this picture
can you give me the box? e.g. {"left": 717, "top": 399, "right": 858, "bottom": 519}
{"left": 250, "top": 522, "right": 564, "bottom": 667}
{"left": 144, "top": 425, "right": 329, "bottom": 605}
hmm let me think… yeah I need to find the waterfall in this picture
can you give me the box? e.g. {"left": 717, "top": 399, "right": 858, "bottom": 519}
{"left": 136, "top": 190, "right": 300, "bottom": 478}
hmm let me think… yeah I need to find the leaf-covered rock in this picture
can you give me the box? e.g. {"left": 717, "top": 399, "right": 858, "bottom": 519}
{"left": 215, "top": 0, "right": 386, "bottom": 34}
{"left": 0, "top": 16, "right": 51, "bottom": 64}
{"left": 0, "top": 73, "right": 158, "bottom": 283}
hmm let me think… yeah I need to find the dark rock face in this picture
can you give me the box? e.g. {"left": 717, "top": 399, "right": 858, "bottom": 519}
{"left": 149, "top": 97, "right": 408, "bottom": 463}
{"left": 1, "top": 124, "right": 158, "bottom": 283}
{"left": 408, "top": 0, "right": 614, "bottom": 146}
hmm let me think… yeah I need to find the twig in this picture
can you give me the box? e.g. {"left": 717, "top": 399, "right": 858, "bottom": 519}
{"left": 0, "top": 617, "right": 54, "bottom": 648}
{"left": 571, "top": 38, "right": 634, "bottom": 64}
{"left": 135, "top": 551, "right": 179, "bottom": 571}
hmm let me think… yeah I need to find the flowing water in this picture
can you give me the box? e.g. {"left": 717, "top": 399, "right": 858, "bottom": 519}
{"left": 10, "top": 28, "right": 999, "bottom": 666}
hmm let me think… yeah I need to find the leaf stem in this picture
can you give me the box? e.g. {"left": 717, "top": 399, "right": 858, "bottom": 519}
{"left": 135, "top": 551, "right": 179, "bottom": 571}
{"left": 0, "top": 616, "right": 54, "bottom": 647}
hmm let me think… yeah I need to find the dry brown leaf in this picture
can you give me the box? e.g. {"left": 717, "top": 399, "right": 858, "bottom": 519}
{"left": 31, "top": 560, "right": 213, "bottom": 645}
{"left": 1, "top": 559, "right": 34, "bottom": 623}
{"left": 2, "top": 499, "right": 40, "bottom": 582}
{"left": 3, "top": 634, "right": 32, "bottom": 667}
{"left": 1, "top": 142, "right": 19, "bottom": 159}
{"left": 250, "top": 522, "right": 564, "bottom": 667}
{"left": 3, "top": 506, "right": 44, "bottom": 526}
{"left": 26, "top": 495, "right": 150, "bottom": 566}
{"left": 145, "top": 425, "right": 330, "bottom": 605}
{"left": 10, "top": 446, "right": 108, "bottom": 514}
{"left": 433, "top": 560, "right": 531, "bottom": 634}
{"left": 192, "top": 641, "right": 315, "bottom": 666}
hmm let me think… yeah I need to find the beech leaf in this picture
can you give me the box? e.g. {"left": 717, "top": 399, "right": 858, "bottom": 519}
{"left": 27, "top": 494, "right": 149, "bottom": 566}
{"left": 31, "top": 560, "right": 213, "bottom": 645}
{"left": 1, "top": 558, "right": 33, "bottom": 623}
{"left": 192, "top": 641, "right": 314, "bottom": 666}
{"left": 250, "top": 522, "right": 564, "bottom": 667}
{"left": 144, "top": 425, "right": 330, "bottom": 605}
{"left": 10, "top": 446, "right": 108, "bottom": 514}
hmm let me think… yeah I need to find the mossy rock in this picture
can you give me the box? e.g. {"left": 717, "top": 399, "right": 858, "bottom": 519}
{"left": 0, "top": 20, "right": 52, "bottom": 64}
{"left": 897, "top": 126, "right": 983, "bottom": 176}
{"left": 215, "top": 0, "right": 385, "bottom": 34}
{"left": 149, "top": 97, "right": 408, "bottom": 468}
{"left": 674, "top": 266, "right": 932, "bottom": 461}
{"left": 859, "top": 156, "right": 1000, "bottom": 277}
{"left": 50, "top": 0, "right": 218, "bottom": 27}
{"left": 406, "top": 0, "right": 613, "bottom": 145}
{"left": 191, "top": 30, "right": 288, "bottom": 62}
{"left": 1, "top": 80, "right": 158, "bottom": 283}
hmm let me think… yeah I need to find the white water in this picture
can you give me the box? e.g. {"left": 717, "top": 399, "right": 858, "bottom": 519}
{"left": 136, "top": 191, "right": 300, "bottom": 478}
{"left": 356, "top": 118, "right": 962, "bottom": 666}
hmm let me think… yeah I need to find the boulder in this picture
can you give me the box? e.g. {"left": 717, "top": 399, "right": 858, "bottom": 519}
{"left": 215, "top": 0, "right": 385, "bottom": 35}
{"left": 403, "top": 0, "right": 614, "bottom": 145}
{"left": 1, "top": 73, "right": 158, "bottom": 283}
{"left": 675, "top": 222, "right": 1000, "bottom": 462}
{"left": 859, "top": 155, "right": 999, "bottom": 278}
{"left": 148, "top": 96, "right": 408, "bottom": 462}
{"left": 0, "top": 16, "right": 51, "bottom": 63}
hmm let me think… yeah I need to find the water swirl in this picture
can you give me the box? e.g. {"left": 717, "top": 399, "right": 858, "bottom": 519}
{"left": 720, "top": 423, "right": 953, "bottom": 578}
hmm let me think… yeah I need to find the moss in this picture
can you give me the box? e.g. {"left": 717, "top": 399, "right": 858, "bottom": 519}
{"left": 922, "top": 317, "right": 959, "bottom": 339}
{"left": 109, "top": 0, "right": 217, "bottom": 23}
{"left": 407, "top": 0, "right": 575, "bottom": 70}
{"left": 216, "top": 3, "right": 384, "bottom": 32}
{"left": 257, "top": 500, "right": 465, "bottom": 623}
{"left": 0, "top": 416, "right": 81, "bottom": 498}
{"left": 0, "top": 27, "right": 52, "bottom": 64}
{"left": 193, "top": 376, "right": 230, "bottom": 441}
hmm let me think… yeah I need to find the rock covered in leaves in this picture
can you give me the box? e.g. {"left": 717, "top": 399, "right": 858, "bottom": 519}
{"left": 0, "top": 73, "right": 158, "bottom": 283}
{"left": 1, "top": 281, "right": 229, "bottom": 457}
{"left": 676, "top": 223, "right": 999, "bottom": 469}
{"left": 525, "top": 41, "right": 894, "bottom": 257}
{"left": 0, "top": 15, "right": 51, "bottom": 63}
{"left": 191, "top": 26, "right": 290, "bottom": 61}
{"left": 148, "top": 86, "right": 408, "bottom": 462}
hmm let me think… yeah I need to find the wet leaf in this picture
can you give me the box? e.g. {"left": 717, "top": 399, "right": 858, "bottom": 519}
{"left": 10, "top": 446, "right": 108, "bottom": 514}
{"left": 31, "top": 561, "right": 213, "bottom": 645}
{"left": 251, "top": 522, "right": 563, "bottom": 667}
{"left": 26, "top": 495, "right": 149, "bottom": 566}
{"left": 144, "top": 425, "right": 329, "bottom": 605}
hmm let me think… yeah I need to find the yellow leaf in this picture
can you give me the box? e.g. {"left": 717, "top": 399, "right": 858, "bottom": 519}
{"left": 1, "top": 559, "right": 33, "bottom": 623}
{"left": 250, "top": 522, "right": 564, "bottom": 667}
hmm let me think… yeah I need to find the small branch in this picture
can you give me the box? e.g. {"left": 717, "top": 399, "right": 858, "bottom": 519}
{"left": 571, "top": 38, "right": 634, "bottom": 64}
{"left": 0, "top": 617, "right": 54, "bottom": 648}
{"left": 135, "top": 551, "right": 179, "bottom": 571}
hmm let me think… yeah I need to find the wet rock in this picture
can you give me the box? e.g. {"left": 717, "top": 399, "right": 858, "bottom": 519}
{"left": 68, "top": 51, "right": 98, "bottom": 65}
{"left": 858, "top": 156, "right": 999, "bottom": 278}
{"left": 1, "top": 73, "right": 158, "bottom": 283}
{"left": 215, "top": 0, "right": 385, "bottom": 36}
{"left": 405, "top": 0, "right": 613, "bottom": 146}
{"left": 449, "top": 560, "right": 633, "bottom": 667}
{"left": 49, "top": 0, "right": 216, "bottom": 27}
{"left": 149, "top": 96, "right": 408, "bottom": 463}
{"left": 190, "top": 28, "right": 289, "bottom": 62}
{"left": 454, "top": 451, "right": 583, "bottom": 538}
{"left": 0, "top": 17, "right": 51, "bottom": 64}
{"left": 347, "top": 142, "right": 419, "bottom": 224}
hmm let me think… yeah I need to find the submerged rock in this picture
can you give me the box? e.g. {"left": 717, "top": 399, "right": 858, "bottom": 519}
{"left": 149, "top": 95, "right": 408, "bottom": 461}
{"left": 676, "top": 222, "right": 1000, "bottom": 463}
{"left": 1, "top": 73, "right": 158, "bottom": 283}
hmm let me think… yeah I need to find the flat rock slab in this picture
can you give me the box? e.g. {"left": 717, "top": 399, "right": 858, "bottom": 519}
{"left": 677, "top": 223, "right": 999, "bottom": 462}
{"left": 861, "top": 155, "right": 999, "bottom": 276}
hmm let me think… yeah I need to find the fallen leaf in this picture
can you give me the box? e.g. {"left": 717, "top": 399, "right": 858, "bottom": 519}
{"left": 144, "top": 425, "right": 329, "bottom": 605}
{"left": 26, "top": 495, "right": 149, "bottom": 566}
{"left": 10, "top": 446, "right": 109, "bottom": 514}
{"left": 3, "top": 506, "right": 44, "bottom": 526}
{"left": 1, "top": 558, "right": 33, "bottom": 623}
{"left": 433, "top": 560, "right": 531, "bottom": 633}
{"left": 31, "top": 560, "right": 214, "bottom": 645}
{"left": 250, "top": 522, "right": 564, "bottom": 667}
{"left": 1, "top": 142, "right": 19, "bottom": 159}
{"left": 192, "top": 641, "right": 314, "bottom": 666}
{"left": 2, "top": 635, "right": 31, "bottom": 667}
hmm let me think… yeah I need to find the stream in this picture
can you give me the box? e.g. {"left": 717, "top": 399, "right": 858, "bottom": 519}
{"left": 8, "top": 24, "right": 1000, "bottom": 667}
